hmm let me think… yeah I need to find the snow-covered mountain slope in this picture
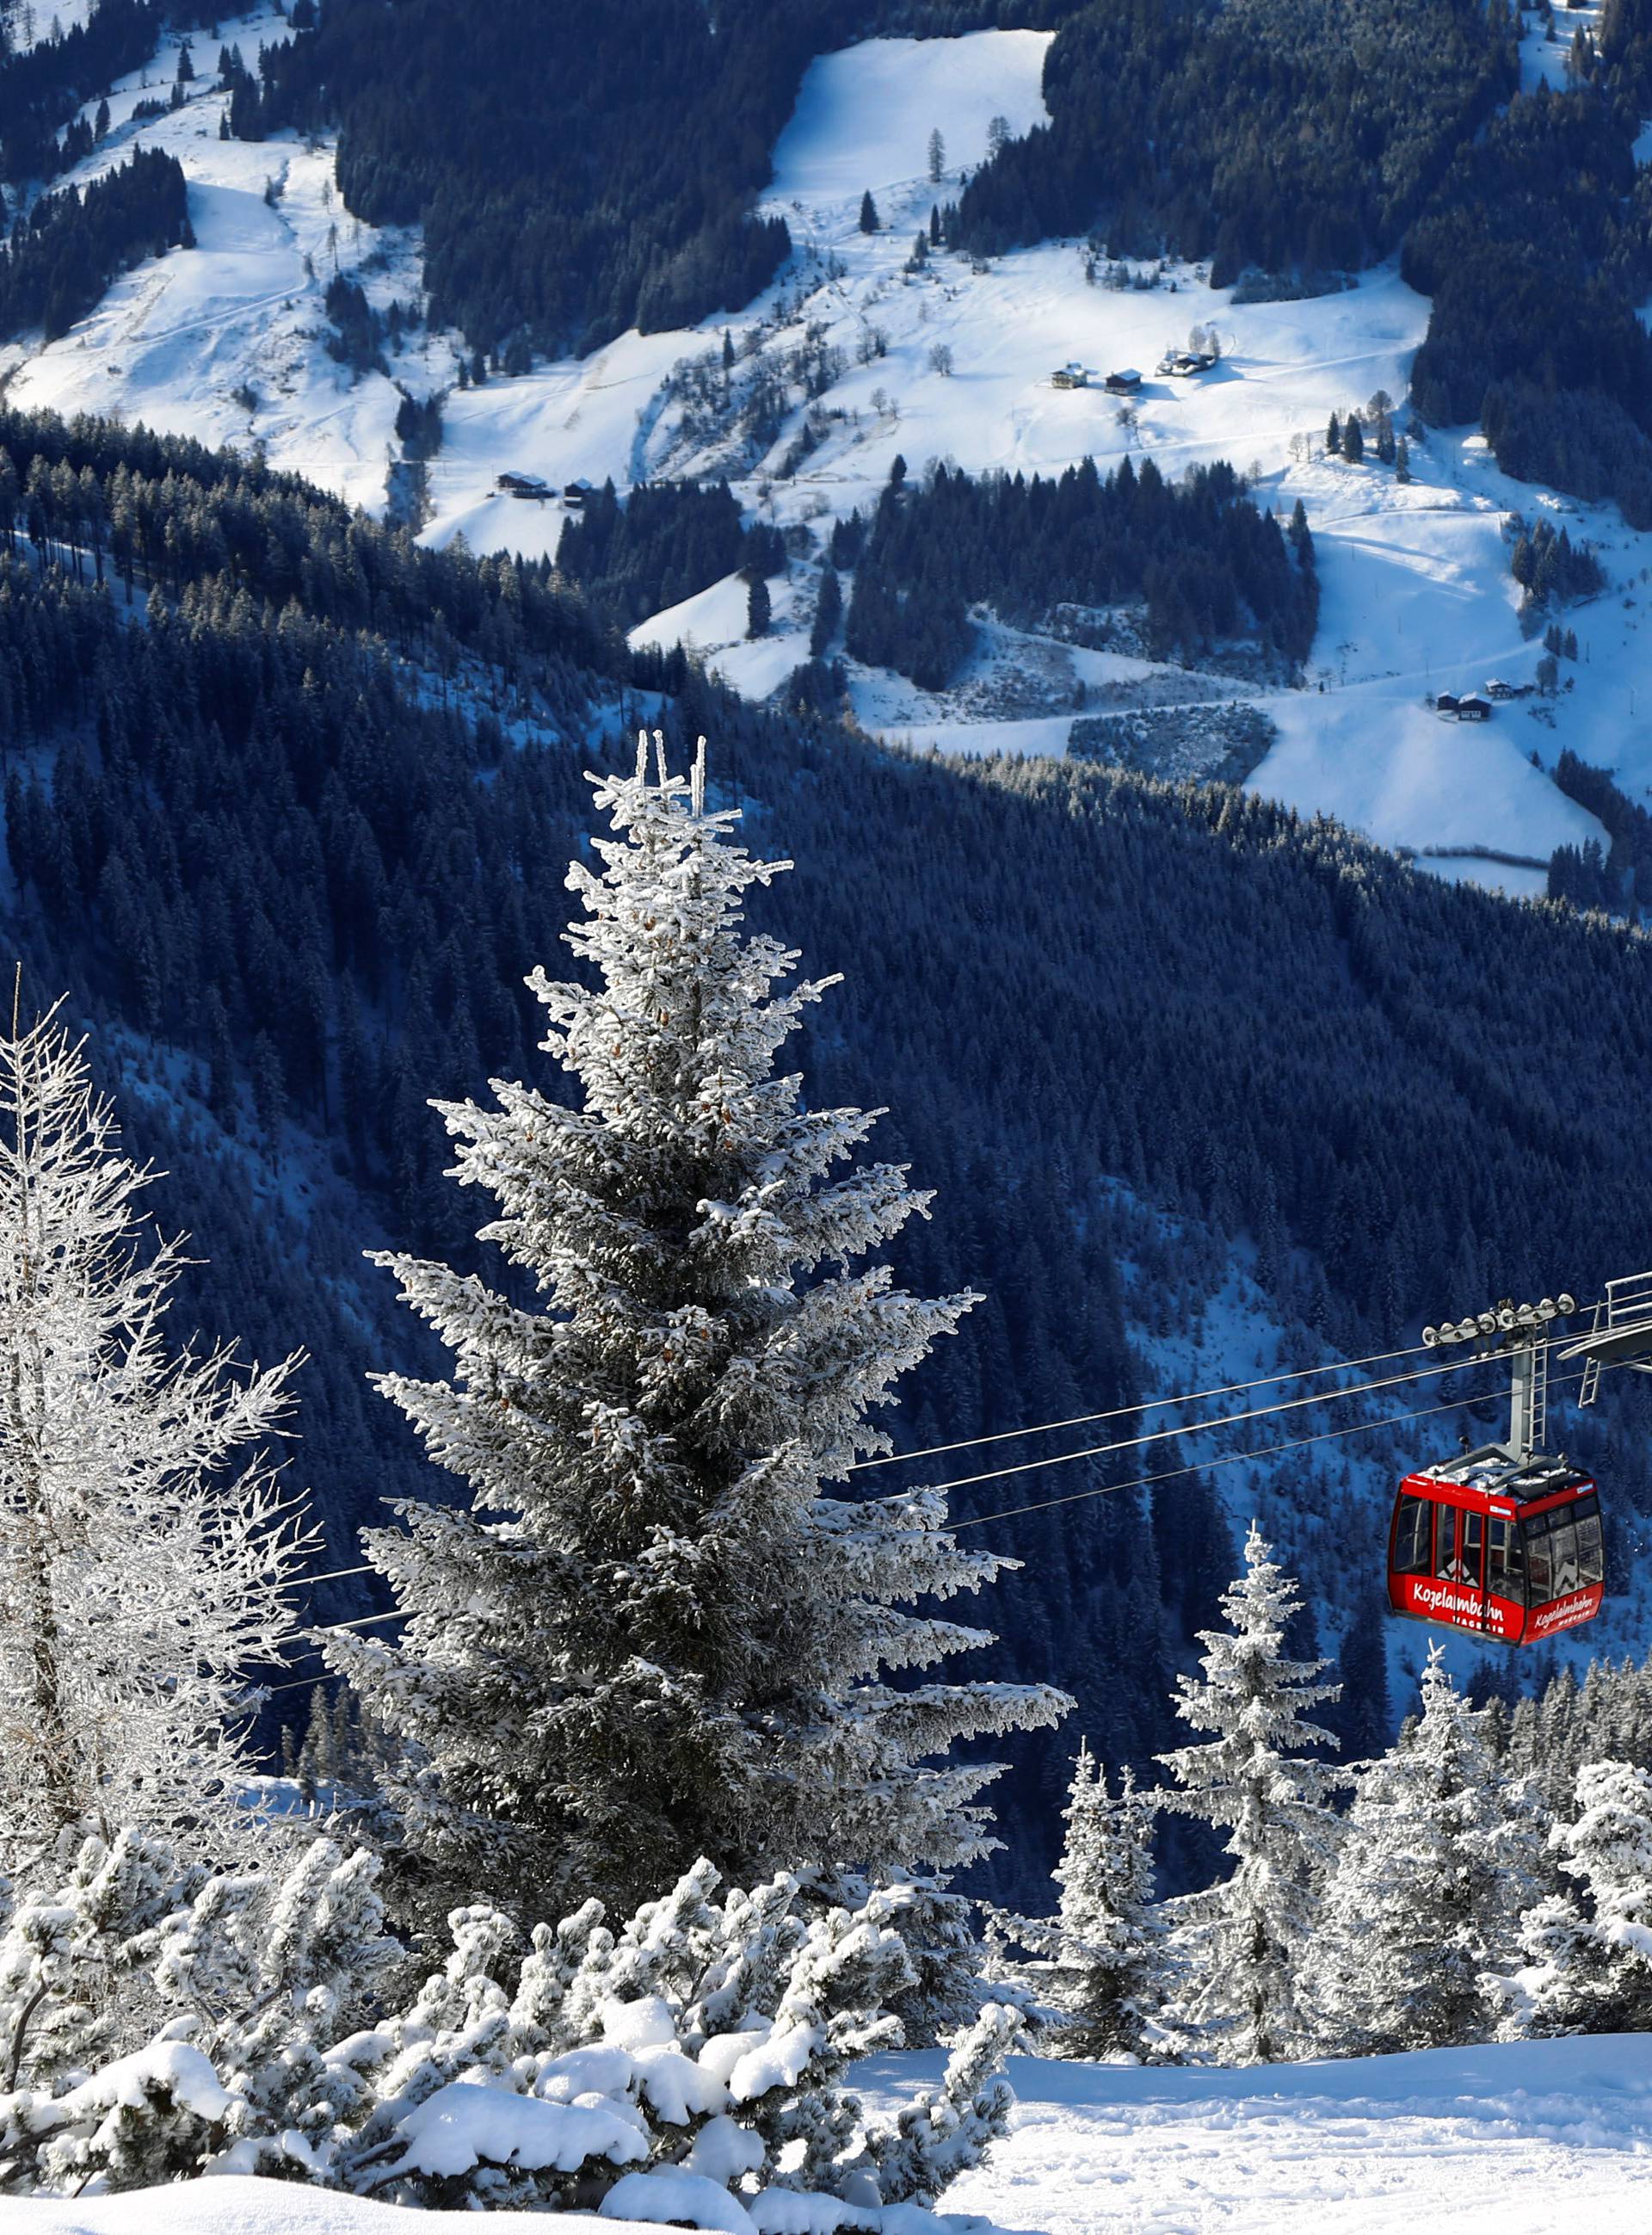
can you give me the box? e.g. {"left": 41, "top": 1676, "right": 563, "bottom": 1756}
{"left": 448, "top": 28, "right": 1652, "bottom": 886}
{"left": 0, "top": 9, "right": 456, "bottom": 510}
{"left": 24, "top": 2037, "right": 1652, "bottom": 2235}
{"left": 6, "top": 22, "right": 1649, "bottom": 886}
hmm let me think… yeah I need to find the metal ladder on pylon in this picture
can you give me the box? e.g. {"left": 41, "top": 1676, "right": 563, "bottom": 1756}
{"left": 1565, "top": 1271, "right": 1652, "bottom": 1407}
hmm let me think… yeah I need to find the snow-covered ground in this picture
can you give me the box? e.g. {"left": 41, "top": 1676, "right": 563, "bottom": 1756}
{"left": 931, "top": 2035, "right": 1652, "bottom": 2233}
{"left": 2, "top": 0, "right": 99, "bottom": 52}
{"left": 7, "top": 22, "right": 1652, "bottom": 880}
{"left": 22, "top": 2038, "right": 1652, "bottom": 2235}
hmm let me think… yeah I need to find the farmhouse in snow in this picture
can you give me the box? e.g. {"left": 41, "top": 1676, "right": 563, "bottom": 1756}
{"left": 1104, "top": 367, "right": 1142, "bottom": 394}
{"left": 496, "top": 472, "right": 552, "bottom": 500}
{"left": 1051, "top": 362, "right": 1091, "bottom": 389}
{"left": 1434, "top": 691, "right": 1492, "bottom": 722}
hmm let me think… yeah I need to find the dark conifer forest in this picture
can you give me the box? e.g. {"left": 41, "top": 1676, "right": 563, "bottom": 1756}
{"left": 224, "top": 0, "right": 830, "bottom": 352}
{"left": 6, "top": 410, "right": 1652, "bottom": 1896}
{"left": 0, "top": 145, "right": 188, "bottom": 341}
{"left": 555, "top": 478, "right": 754, "bottom": 627}
{"left": 843, "top": 455, "right": 1318, "bottom": 686}
{"left": 953, "top": 0, "right": 1516, "bottom": 276}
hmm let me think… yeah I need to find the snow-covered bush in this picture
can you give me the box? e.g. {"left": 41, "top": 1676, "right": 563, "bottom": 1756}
{"left": 0, "top": 1849, "right": 1018, "bottom": 2227}
{"left": 0, "top": 1830, "right": 400, "bottom": 2192}
{"left": 0, "top": 1828, "right": 198, "bottom": 2103}
{"left": 1506, "top": 1758, "right": 1652, "bottom": 2039}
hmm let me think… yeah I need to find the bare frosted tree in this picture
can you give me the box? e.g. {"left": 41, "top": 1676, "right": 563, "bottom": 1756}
{"left": 0, "top": 985, "right": 311, "bottom": 1885}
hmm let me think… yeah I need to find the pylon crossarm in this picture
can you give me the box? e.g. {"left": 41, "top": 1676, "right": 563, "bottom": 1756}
{"left": 1557, "top": 1272, "right": 1652, "bottom": 1397}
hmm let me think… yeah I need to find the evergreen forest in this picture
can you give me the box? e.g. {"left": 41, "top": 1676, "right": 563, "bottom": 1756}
{"left": 0, "top": 145, "right": 188, "bottom": 341}
{"left": 842, "top": 454, "right": 1318, "bottom": 687}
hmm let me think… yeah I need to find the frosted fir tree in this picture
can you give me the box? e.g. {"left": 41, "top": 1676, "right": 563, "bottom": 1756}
{"left": 334, "top": 737, "right": 1068, "bottom": 1912}
{"left": 1309, "top": 1647, "right": 1544, "bottom": 2056}
{"left": 1511, "top": 1758, "right": 1652, "bottom": 2038}
{"left": 1156, "top": 1523, "right": 1342, "bottom": 2065}
{"left": 0, "top": 991, "right": 311, "bottom": 1886}
{"left": 992, "top": 1742, "right": 1167, "bottom": 2060}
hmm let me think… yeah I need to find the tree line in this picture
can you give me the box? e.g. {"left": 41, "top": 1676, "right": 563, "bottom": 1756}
{"left": 1002, "top": 1528, "right": 1652, "bottom": 2067}
{"left": 0, "top": 0, "right": 159, "bottom": 184}
{"left": 555, "top": 476, "right": 786, "bottom": 629}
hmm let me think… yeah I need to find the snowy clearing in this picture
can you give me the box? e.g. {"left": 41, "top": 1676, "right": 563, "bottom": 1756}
{"left": 21, "top": 2037, "right": 1652, "bottom": 2235}
{"left": 767, "top": 31, "right": 1052, "bottom": 212}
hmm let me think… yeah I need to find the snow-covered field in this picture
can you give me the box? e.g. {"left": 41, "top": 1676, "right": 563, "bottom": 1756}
{"left": 20, "top": 2038, "right": 1652, "bottom": 2235}
{"left": 8, "top": 22, "right": 1652, "bottom": 880}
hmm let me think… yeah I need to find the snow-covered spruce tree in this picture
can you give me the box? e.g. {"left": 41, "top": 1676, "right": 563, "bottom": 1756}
{"left": 992, "top": 1742, "right": 1167, "bottom": 2060}
{"left": 1156, "top": 1523, "right": 1342, "bottom": 2065}
{"left": 333, "top": 738, "right": 1067, "bottom": 1914}
{"left": 1309, "top": 1646, "right": 1544, "bottom": 2057}
{"left": 1509, "top": 1758, "right": 1652, "bottom": 2038}
{"left": 0, "top": 994, "right": 310, "bottom": 1886}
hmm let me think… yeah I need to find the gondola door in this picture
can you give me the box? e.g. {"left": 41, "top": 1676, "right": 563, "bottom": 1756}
{"left": 1432, "top": 1500, "right": 1493, "bottom": 1635}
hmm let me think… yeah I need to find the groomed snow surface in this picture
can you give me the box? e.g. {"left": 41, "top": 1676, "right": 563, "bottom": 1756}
{"left": 22, "top": 2038, "right": 1652, "bottom": 2235}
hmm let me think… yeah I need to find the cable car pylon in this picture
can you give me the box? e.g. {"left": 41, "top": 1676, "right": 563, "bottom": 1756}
{"left": 1391, "top": 1276, "right": 1652, "bottom": 1647}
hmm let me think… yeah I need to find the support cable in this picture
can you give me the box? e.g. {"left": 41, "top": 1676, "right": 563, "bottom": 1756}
{"left": 950, "top": 1366, "right": 1589, "bottom": 1531}
{"left": 847, "top": 1331, "right": 1449, "bottom": 1473}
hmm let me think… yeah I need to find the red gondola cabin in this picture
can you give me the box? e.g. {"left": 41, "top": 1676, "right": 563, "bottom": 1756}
{"left": 1388, "top": 1444, "right": 1603, "bottom": 1645}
